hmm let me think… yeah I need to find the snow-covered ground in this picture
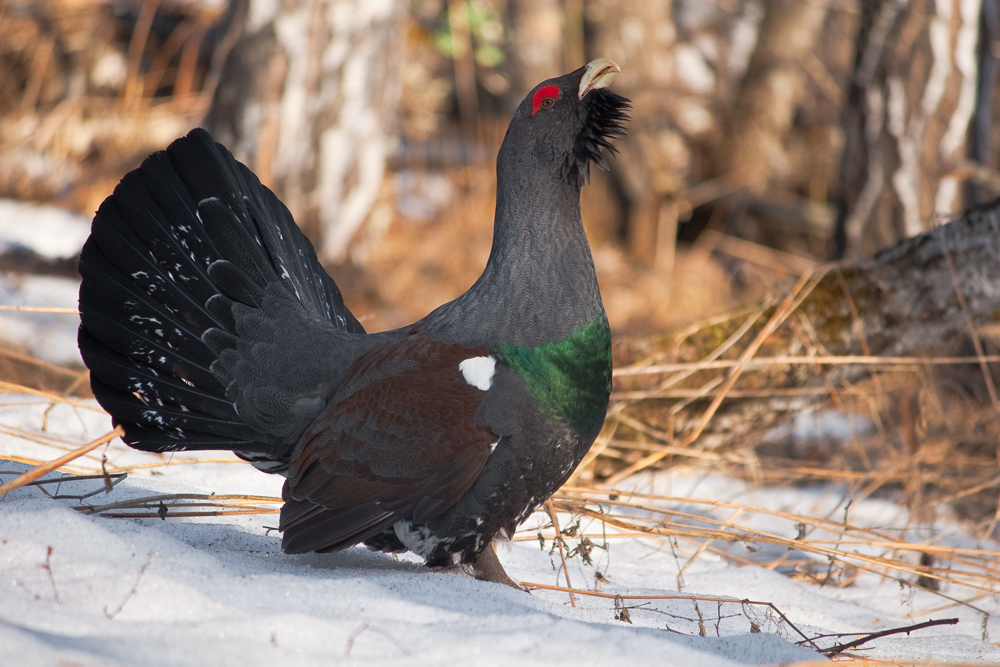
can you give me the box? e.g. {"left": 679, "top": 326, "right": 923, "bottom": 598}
{"left": 2, "top": 396, "right": 999, "bottom": 667}
{"left": 1, "top": 202, "right": 999, "bottom": 665}
{"left": 0, "top": 199, "right": 87, "bottom": 366}
{"left": 0, "top": 200, "right": 91, "bottom": 261}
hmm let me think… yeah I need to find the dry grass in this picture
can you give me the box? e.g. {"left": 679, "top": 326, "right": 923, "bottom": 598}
{"left": 543, "top": 486, "right": 1000, "bottom": 603}
{"left": 573, "top": 268, "right": 1000, "bottom": 543}
{"left": 0, "top": 0, "right": 237, "bottom": 208}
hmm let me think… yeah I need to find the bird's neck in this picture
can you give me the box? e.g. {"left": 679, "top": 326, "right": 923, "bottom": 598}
{"left": 427, "top": 165, "right": 607, "bottom": 348}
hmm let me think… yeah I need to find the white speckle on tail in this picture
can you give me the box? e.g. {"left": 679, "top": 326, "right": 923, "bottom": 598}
{"left": 459, "top": 356, "right": 496, "bottom": 391}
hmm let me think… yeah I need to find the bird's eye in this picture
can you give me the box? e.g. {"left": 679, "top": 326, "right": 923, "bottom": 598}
{"left": 531, "top": 85, "right": 561, "bottom": 115}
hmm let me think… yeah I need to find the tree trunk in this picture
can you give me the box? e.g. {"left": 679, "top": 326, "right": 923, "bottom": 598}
{"left": 585, "top": 0, "right": 682, "bottom": 262}
{"left": 717, "top": 0, "right": 830, "bottom": 193}
{"left": 504, "top": 0, "right": 563, "bottom": 96}
{"left": 205, "top": 0, "right": 404, "bottom": 263}
{"left": 614, "top": 199, "right": 1000, "bottom": 453}
{"left": 834, "top": 0, "right": 984, "bottom": 259}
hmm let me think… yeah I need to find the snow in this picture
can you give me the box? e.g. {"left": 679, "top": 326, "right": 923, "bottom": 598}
{"left": 2, "top": 396, "right": 999, "bottom": 667}
{"left": 0, "top": 200, "right": 91, "bottom": 260}
{"left": 1, "top": 203, "right": 999, "bottom": 665}
{"left": 0, "top": 273, "right": 82, "bottom": 366}
{"left": 0, "top": 199, "right": 86, "bottom": 366}
{"left": 394, "top": 170, "right": 454, "bottom": 221}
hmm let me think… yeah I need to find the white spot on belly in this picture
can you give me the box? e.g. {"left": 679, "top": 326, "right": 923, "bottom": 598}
{"left": 393, "top": 520, "right": 450, "bottom": 558}
{"left": 459, "top": 356, "right": 496, "bottom": 391}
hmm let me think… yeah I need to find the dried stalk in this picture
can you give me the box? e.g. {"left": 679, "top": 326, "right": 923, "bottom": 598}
{"left": 0, "top": 427, "right": 123, "bottom": 498}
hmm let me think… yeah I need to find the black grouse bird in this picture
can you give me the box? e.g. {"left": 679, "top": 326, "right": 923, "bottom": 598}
{"left": 78, "top": 58, "right": 629, "bottom": 587}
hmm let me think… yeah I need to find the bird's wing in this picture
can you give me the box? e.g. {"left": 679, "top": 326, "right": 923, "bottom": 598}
{"left": 79, "top": 129, "right": 376, "bottom": 457}
{"left": 279, "top": 335, "right": 500, "bottom": 553}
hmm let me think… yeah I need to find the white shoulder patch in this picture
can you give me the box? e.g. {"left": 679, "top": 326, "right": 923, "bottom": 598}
{"left": 458, "top": 355, "right": 496, "bottom": 391}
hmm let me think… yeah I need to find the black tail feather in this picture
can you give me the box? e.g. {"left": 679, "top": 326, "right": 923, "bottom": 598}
{"left": 79, "top": 128, "right": 365, "bottom": 462}
{"left": 80, "top": 330, "right": 236, "bottom": 420}
{"left": 77, "top": 256, "right": 216, "bottom": 365}
{"left": 198, "top": 198, "right": 276, "bottom": 292}
{"left": 87, "top": 376, "right": 260, "bottom": 445}
{"left": 82, "top": 207, "right": 219, "bottom": 332}
{"left": 168, "top": 129, "right": 363, "bottom": 328}
{"left": 206, "top": 259, "right": 265, "bottom": 308}
{"left": 79, "top": 300, "right": 221, "bottom": 392}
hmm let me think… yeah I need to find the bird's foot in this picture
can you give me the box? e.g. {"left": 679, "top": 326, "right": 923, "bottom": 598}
{"left": 471, "top": 545, "right": 527, "bottom": 590}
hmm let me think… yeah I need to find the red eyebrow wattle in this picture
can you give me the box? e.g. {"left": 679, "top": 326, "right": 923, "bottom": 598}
{"left": 531, "top": 85, "right": 560, "bottom": 115}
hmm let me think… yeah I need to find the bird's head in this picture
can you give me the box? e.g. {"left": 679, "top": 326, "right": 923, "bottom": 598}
{"left": 499, "top": 58, "right": 631, "bottom": 191}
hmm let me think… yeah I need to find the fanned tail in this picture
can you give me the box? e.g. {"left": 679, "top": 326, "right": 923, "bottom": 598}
{"left": 79, "top": 128, "right": 364, "bottom": 463}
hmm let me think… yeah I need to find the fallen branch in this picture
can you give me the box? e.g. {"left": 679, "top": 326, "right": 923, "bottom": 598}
{"left": 814, "top": 617, "right": 959, "bottom": 656}
{"left": 612, "top": 200, "right": 1000, "bottom": 454}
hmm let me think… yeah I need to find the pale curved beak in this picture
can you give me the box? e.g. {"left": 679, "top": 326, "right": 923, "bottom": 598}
{"left": 578, "top": 58, "right": 621, "bottom": 99}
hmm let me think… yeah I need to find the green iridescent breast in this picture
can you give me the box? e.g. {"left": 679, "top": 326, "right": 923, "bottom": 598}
{"left": 494, "top": 316, "right": 612, "bottom": 438}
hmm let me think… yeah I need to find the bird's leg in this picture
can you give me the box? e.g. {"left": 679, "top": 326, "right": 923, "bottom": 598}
{"left": 472, "top": 545, "right": 525, "bottom": 590}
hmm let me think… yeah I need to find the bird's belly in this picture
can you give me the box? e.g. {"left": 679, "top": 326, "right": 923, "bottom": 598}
{"left": 411, "top": 427, "right": 588, "bottom": 565}
{"left": 392, "top": 519, "right": 456, "bottom": 558}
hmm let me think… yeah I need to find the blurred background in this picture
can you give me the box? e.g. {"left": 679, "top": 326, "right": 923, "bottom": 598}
{"left": 4, "top": 0, "right": 1000, "bottom": 545}
{"left": 3, "top": 0, "right": 997, "bottom": 336}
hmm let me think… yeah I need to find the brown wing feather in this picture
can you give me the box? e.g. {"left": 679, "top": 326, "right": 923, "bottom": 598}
{"left": 279, "top": 335, "right": 498, "bottom": 553}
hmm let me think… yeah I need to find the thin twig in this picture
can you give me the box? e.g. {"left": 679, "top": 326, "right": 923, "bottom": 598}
{"left": 817, "top": 617, "right": 958, "bottom": 656}
{"left": 546, "top": 499, "right": 575, "bottom": 607}
{"left": 75, "top": 492, "right": 282, "bottom": 514}
{"left": 104, "top": 551, "right": 153, "bottom": 619}
{"left": 614, "top": 354, "right": 1000, "bottom": 376}
{"left": 0, "top": 471, "right": 128, "bottom": 500}
{"left": 0, "top": 344, "right": 85, "bottom": 379}
{"left": 0, "top": 380, "right": 106, "bottom": 412}
{"left": 0, "top": 305, "right": 78, "bottom": 314}
{"left": 344, "top": 622, "right": 411, "bottom": 657}
{"left": 0, "top": 427, "right": 123, "bottom": 498}
{"left": 41, "top": 546, "right": 59, "bottom": 604}
{"left": 520, "top": 582, "right": 818, "bottom": 649}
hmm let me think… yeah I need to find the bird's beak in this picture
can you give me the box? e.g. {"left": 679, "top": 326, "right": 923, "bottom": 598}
{"left": 578, "top": 58, "right": 621, "bottom": 99}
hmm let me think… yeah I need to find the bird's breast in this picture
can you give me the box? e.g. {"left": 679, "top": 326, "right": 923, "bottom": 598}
{"left": 493, "top": 315, "right": 611, "bottom": 440}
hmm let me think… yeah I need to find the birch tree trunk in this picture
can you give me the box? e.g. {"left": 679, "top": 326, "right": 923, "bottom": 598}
{"left": 206, "top": 0, "right": 404, "bottom": 263}
{"left": 834, "top": 0, "right": 983, "bottom": 259}
{"left": 717, "top": 0, "right": 830, "bottom": 192}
